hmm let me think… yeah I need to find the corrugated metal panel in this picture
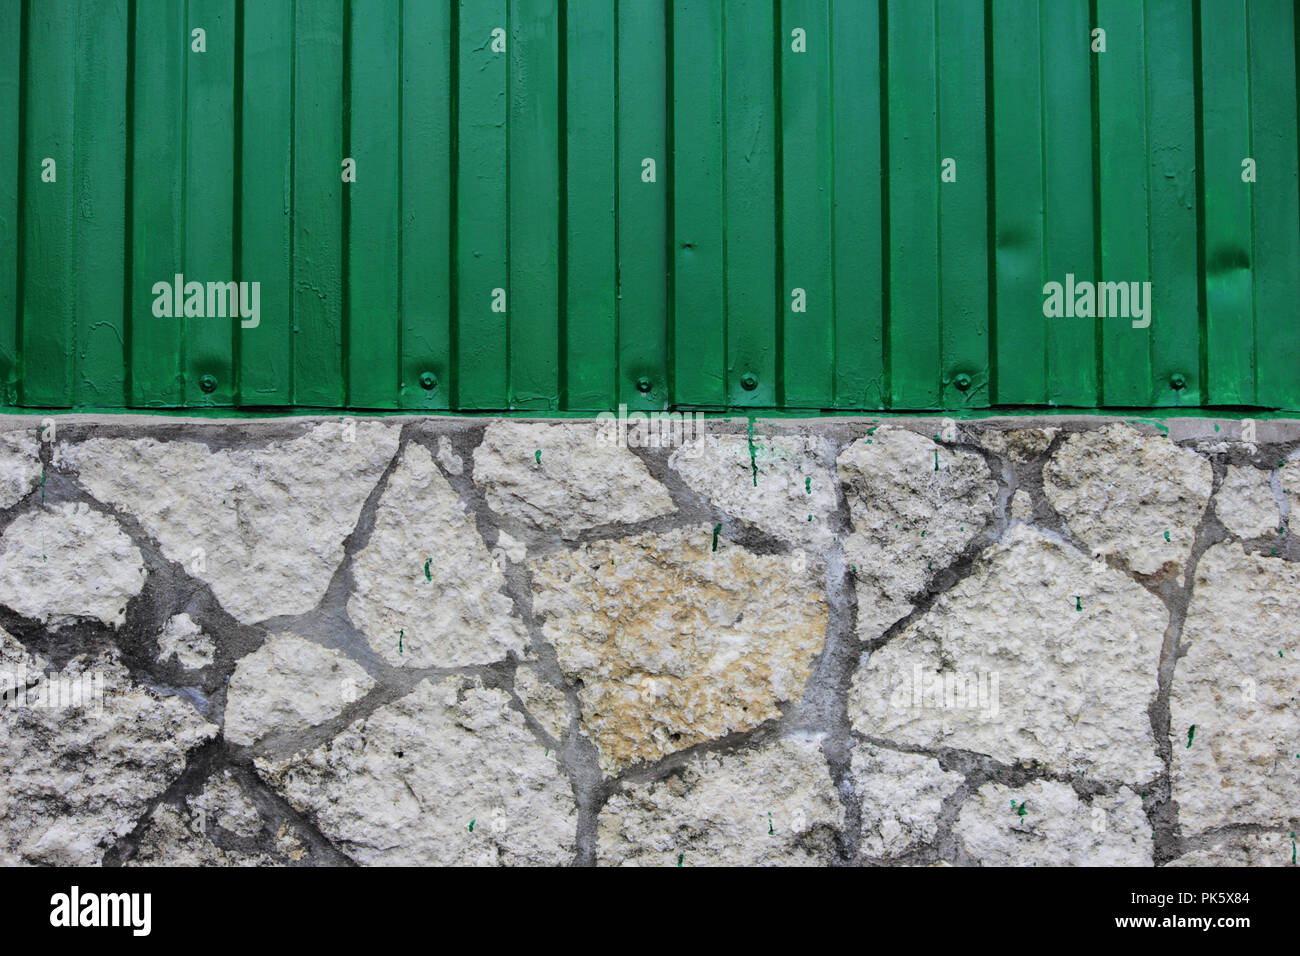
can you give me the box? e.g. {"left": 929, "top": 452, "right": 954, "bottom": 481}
{"left": 2, "top": 0, "right": 1298, "bottom": 413}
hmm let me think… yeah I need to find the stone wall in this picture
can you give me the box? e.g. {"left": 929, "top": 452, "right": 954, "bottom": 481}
{"left": 0, "top": 414, "right": 1296, "bottom": 866}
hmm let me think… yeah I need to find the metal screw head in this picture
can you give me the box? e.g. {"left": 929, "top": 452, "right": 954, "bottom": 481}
{"left": 740, "top": 372, "right": 759, "bottom": 391}
{"left": 419, "top": 371, "right": 437, "bottom": 391}
{"left": 636, "top": 377, "right": 652, "bottom": 394}
{"left": 954, "top": 373, "right": 972, "bottom": 392}
{"left": 199, "top": 374, "right": 217, "bottom": 394}
{"left": 1170, "top": 373, "right": 1187, "bottom": 391}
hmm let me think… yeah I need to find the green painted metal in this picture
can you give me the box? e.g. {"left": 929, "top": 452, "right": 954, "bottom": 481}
{"left": 2, "top": 0, "right": 1299, "bottom": 413}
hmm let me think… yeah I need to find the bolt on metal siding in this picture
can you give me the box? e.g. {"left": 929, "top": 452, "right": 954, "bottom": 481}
{"left": 1, "top": 0, "right": 1297, "bottom": 412}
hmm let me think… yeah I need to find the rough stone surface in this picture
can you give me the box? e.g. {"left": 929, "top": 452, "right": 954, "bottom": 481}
{"left": 156, "top": 613, "right": 214, "bottom": 669}
{"left": 258, "top": 677, "right": 577, "bottom": 866}
{"left": 1044, "top": 424, "right": 1211, "bottom": 575}
{"left": 514, "top": 663, "right": 573, "bottom": 743}
{"left": 1170, "top": 543, "right": 1300, "bottom": 831}
{"left": 668, "top": 432, "right": 838, "bottom": 546}
{"left": 851, "top": 745, "right": 964, "bottom": 859}
{"left": 125, "top": 804, "right": 273, "bottom": 867}
{"left": 493, "top": 529, "right": 527, "bottom": 564}
{"left": 838, "top": 426, "right": 998, "bottom": 640}
{"left": 597, "top": 735, "right": 842, "bottom": 866}
{"left": 849, "top": 526, "right": 1166, "bottom": 781}
{"left": 473, "top": 422, "right": 675, "bottom": 535}
{"left": 976, "top": 427, "right": 1058, "bottom": 462}
{"left": 1214, "top": 465, "right": 1280, "bottom": 538}
{"left": 0, "top": 431, "right": 41, "bottom": 508}
{"left": 1011, "top": 489, "right": 1032, "bottom": 521}
{"left": 434, "top": 435, "right": 464, "bottom": 476}
{"left": 5, "top": 415, "right": 1300, "bottom": 867}
{"left": 224, "top": 634, "right": 375, "bottom": 747}
{"left": 0, "top": 503, "right": 146, "bottom": 628}
{"left": 1166, "top": 833, "right": 1297, "bottom": 867}
{"left": 348, "top": 443, "right": 527, "bottom": 668}
{"left": 532, "top": 525, "right": 828, "bottom": 774}
{"left": 188, "top": 770, "right": 264, "bottom": 839}
{"left": 954, "top": 780, "right": 1153, "bottom": 866}
{"left": 1280, "top": 460, "right": 1300, "bottom": 511}
{"left": 125, "top": 779, "right": 318, "bottom": 867}
{"left": 58, "top": 422, "right": 399, "bottom": 623}
{"left": 0, "top": 631, "right": 217, "bottom": 865}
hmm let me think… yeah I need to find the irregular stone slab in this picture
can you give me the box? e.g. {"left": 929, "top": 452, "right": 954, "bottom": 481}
{"left": 58, "top": 422, "right": 399, "bottom": 624}
{"left": 1010, "top": 489, "right": 1032, "bottom": 521}
{"left": 0, "top": 431, "right": 41, "bottom": 508}
{"left": 532, "top": 525, "right": 828, "bottom": 774}
{"left": 130, "top": 769, "right": 273, "bottom": 866}
{"left": 124, "top": 804, "right": 273, "bottom": 867}
{"left": 954, "top": 780, "right": 1152, "bottom": 866}
{"left": 127, "top": 774, "right": 317, "bottom": 866}
{"left": 348, "top": 443, "right": 526, "bottom": 668}
{"left": 0, "top": 503, "right": 146, "bottom": 628}
{"left": 434, "top": 435, "right": 464, "bottom": 476}
{"left": 1279, "top": 461, "right": 1300, "bottom": 510}
{"left": 1166, "top": 832, "right": 1297, "bottom": 867}
{"left": 1214, "top": 465, "right": 1280, "bottom": 538}
{"left": 514, "top": 663, "right": 573, "bottom": 743}
{"left": 851, "top": 745, "right": 963, "bottom": 858}
{"left": 1043, "top": 424, "right": 1211, "bottom": 575}
{"left": 837, "top": 426, "right": 997, "bottom": 640}
{"left": 849, "top": 526, "right": 1166, "bottom": 781}
{"left": 975, "top": 426, "right": 1058, "bottom": 463}
{"left": 0, "top": 631, "right": 217, "bottom": 865}
{"left": 257, "top": 677, "right": 577, "bottom": 866}
{"left": 224, "top": 633, "right": 375, "bottom": 747}
{"left": 597, "top": 735, "right": 842, "bottom": 866}
{"left": 189, "top": 770, "right": 264, "bottom": 838}
{"left": 668, "top": 432, "right": 838, "bottom": 547}
{"left": 493, "top": 529, "right": 527, "bottom": 564}
{"left": 156, "top": 613, "right": 214, "bottom": 669}
{"left": 473, "top": 422, "right": 674, "bottom": 535}
{"left": 1170, "top": 543, "right": 1300, "bottom": 831}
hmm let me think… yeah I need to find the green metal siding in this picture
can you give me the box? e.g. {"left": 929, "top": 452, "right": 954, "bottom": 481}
{"left": 2, "top": 0, "right": 1299, "bottom": 413}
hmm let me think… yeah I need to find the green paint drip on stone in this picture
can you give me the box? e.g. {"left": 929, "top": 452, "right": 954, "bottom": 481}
{"left": 468, "top": 819, "right": 475, "bottom": 832}
{"left": 768, "top": 811, "right": 774, "bottom": 835}
{"left": 712, "top": 524, "right": 722, "bottom": 552}
{"left": 1127, "top": 418, "right": 1170, "bottom": 436}
{"left": 1076, "top": 596, "right": 1082, "bottom": 611}
{"left": 398, "top": 629, "right": 404, "bottom": 654}
{"left": 1186, "top": 724, "right": 1196, "bottom": 748}
{"left": 805, "top": 476, "right": 811, "bottom": 494}
{"left": 1164, "top": 530, "right": 1171, "bottom": 542}
{"left": 535, "top": 449, "right": 541, "bottom": 465}
{"left": 677, "top": 852, "right": 684, "bottom": 867}
{"left": 747, "top": 418, "right": 758, "bottom": 486}
{"left": 424, "top": 558, "right": 432, "bottom": 581}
